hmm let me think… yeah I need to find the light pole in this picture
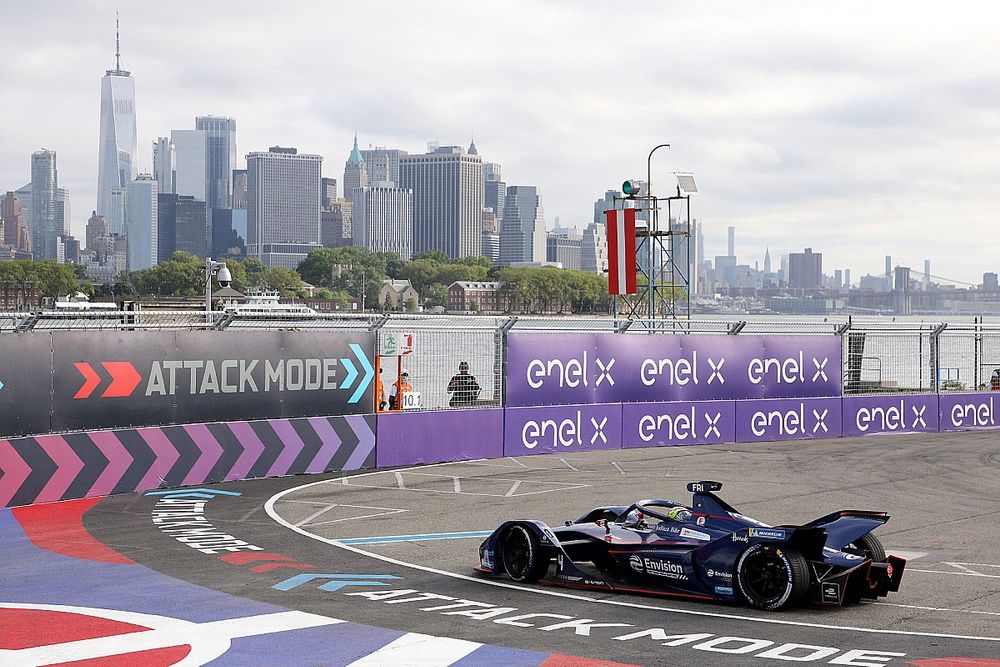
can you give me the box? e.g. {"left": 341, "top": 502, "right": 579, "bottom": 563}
{"left": 204, "top": 258, "right": 232, "bottom": 321}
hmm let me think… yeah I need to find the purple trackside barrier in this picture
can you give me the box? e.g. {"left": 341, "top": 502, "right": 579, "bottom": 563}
{"left": 621, "top": 400, "right": 736, "bottom": 448}
{"left": 842, "top": 394, "right": 939, "bottom": 437}
{"left": 939, "top": 392, "right": 1000, "bottom": 431}
{"left": 735, "top": 397, "right": 843, "bottom": 443}
{"left": 503, "top": 403, "right": 622, "bottom": 457}
{"left": 506, "top": 333, "right": 842, "bottom": 407}
{"left": 375, "top": 408, "right": 504, "bottom": 467}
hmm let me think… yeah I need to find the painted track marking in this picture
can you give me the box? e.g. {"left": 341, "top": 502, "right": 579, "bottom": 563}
{"left": 264, "top": 463, "right": 1000, "bottom": 643}
{"left": 338, "top": 531, "right": 493, "bottom": 545}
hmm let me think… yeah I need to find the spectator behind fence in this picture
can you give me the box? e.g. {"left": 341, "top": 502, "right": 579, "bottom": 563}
{"left": 389, "top": 369, "right": 413, "bottom": 410}
{"left": 447, "top": 361, "right": 481, "bottom": 407}
{"left": 375, "top": 367, "right": 387, "bottom": 411}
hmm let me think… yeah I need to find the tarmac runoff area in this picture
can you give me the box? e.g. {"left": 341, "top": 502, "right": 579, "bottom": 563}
{"left": 79, "top": 429, "right": 1000, "bottom": 666}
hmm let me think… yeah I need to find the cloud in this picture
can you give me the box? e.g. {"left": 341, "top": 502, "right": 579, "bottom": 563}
{"left": 1, "top": 1, "right": 1000, "bottom": 283}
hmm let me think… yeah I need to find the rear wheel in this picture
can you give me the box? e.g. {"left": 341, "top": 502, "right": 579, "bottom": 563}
{"left": 499, "top": 525, "right": 549, "bottom": 582}
{"left": 736, "top": 544, "right": 810, "bottom": 611}
{"left": 846, "top": 534, "right": 887, "bottom": 562}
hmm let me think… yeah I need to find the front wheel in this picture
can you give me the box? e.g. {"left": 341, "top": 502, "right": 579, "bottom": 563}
{"left": 499, "top": 525, "right": 550, "bottom": 582}
{"left": 845, "top": 534, "right": 886, "bottom": 562}
{"left": 736, "top": 544, "right": 810, "bottom": 611}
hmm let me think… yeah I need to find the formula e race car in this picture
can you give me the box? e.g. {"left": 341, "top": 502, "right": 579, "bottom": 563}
{"left": 475, "top": 481, "right": 905, "bottom": 610}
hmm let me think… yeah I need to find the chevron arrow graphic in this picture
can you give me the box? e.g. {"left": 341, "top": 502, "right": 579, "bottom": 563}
{"left": 102, "top": 361, "right": 142, "bottom": 398}
{"left": 340, "top": 356, "right": 358, "bottom": 391}
{"left": 348, "top": 343, "right": 374, "bottom": 404}
{"left": 74, "top": 363, "right": 101, "bottom": 399}
{"left": 273, "top": 573, "right": 400, "bottom": 592}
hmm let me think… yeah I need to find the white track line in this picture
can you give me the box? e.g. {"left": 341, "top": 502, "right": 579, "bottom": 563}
{"left": 263, "top": 463, "right": 1000, "bottom": 644}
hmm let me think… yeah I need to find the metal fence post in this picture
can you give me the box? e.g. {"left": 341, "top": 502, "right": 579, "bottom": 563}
{"left": 930, "top": 323, "right": 947, "bottom": 392}
{"left": 498, "top": 317, "right": 518, "bottom": 408}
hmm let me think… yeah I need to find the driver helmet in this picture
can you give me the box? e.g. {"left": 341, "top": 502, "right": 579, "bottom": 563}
{"left": 665, "top": 506, "right": 692, "bottom": 522}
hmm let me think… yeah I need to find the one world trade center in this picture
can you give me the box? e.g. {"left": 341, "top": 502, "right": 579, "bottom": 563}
{"left": 96, "top": 17, "right": 137, "bottom": 233}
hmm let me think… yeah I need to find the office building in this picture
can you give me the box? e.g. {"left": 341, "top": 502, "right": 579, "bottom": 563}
{"left": 171, "top": 129, "right": 207, "bottom": 202}
{"left": 246, "top": 146, "right": 322, "bottom": 266}
{"left": 923, "top": 259, "right": 931, "bottom": 290}
{"left": 351, "top": 184, "right": 413, "bottom": 259}
{"left": 232, "top": 169, "right": 248, "bottom": 209}
{"left": 195, "top": 115, "right": 237, "bottom": 210}
{"left": 788, "top": 247, "right": 823, "bottom": 289}
{"left": 107, "top": 187, "right": 126, "bottom": 236}
{"left": 343, "top": 135, "right": 368, "bottom": 197}
{"left": 593, "top": 189, "right": 620, "bottom": 224}
{"left": 499, "top": 185, "right": 545, "bottom": 265}
{"left": 157, "top": 194, "right": 207, "bottom": 262}
{"left": 763, "top": 247, "right": 772, "bottom": 274}
{"left": 844, "top": 269, "right": 851, "bottom": 288}
{"left": 481, "top": 231, "right": 499, "bottom": 264}
{"left": 547, "top": 230, "right": 582, "bottom": 270}
{"left": 885, "top": 255, "right": 892, "bottom": 279}
{"left": 153, "top": 137, "right": 176, "bottom": 195}
{"left": 399, "top": 145, "right": 484, "bottom": 258}
{"left": 321, "top": 177, "right": 338, "bottom": 210}
{"left": 2, "top": 192, "right": 30, "bottom": 252}
{"left": 360, "top": 147, "right": 407, "bottom": 185}
{"left": 983, "top": 272, "right": 998, "bottom": 292}
{"left": 97, "top": 20, "right": 137, "bottom": 222}
{"left": 581, "top": 222, "right": 607, "bottom": 274}
{"left": 485, "top": 179, "right": 506, "bottom": 225}
{"left": 31, "top": 149, "right": 59, "bottom": 260}
{"left": 727, "top": 226, "right": 735, "bottom": 258}
{"left": 86, "top": 211, "right": 109, "bottom": 254}
{"left": 125, "top": 174, "right": 158, "bottom": 270}
{"left": 321, "top": 200, "right": 352, "bottom": 248}
{"left": 211, "top": 208, "right": 245, "bottom": 258}
{"left": 483, "top": 161, "right": 502, "bottom": 183}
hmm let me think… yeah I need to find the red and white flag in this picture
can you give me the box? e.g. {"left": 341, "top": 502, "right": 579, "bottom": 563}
{"left": 606, "top": 207, "right": 637, "bottom": 295}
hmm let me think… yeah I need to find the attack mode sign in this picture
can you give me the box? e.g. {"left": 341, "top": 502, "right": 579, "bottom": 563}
{"left": 506, "top": 333, "right": 842, "bottom": 407}
{"left": 51, "top": 330, "right": 375, "bottom": 431}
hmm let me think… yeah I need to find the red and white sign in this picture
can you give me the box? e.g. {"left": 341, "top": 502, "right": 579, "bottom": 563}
{"left": 606, "top": 208, "right": 637, "bottom": 295}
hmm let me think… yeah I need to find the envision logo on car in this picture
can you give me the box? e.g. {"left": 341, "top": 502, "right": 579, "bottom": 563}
{"left": 641, "top": 557, "right": 687, "bottom": 580}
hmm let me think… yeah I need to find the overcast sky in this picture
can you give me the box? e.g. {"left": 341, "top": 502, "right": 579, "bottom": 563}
{"left": 2, "top": 1, "right": 999, "bottom": 284}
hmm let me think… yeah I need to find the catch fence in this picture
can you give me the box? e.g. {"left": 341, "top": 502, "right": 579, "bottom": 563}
{"left": 1, "top": 311, "right": 998, "bottom": 409}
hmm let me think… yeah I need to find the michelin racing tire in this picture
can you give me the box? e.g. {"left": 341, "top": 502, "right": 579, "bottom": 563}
{"left": 499, "top": 525, "right": 549, "bottom": 583}
{"left": 736, "top": 544, "right": 810, "bottom": 611}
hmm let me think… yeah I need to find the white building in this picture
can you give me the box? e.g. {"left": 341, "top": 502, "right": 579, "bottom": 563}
{"left": 351, "top": 183, "right": 413, "bottom": 259}
{"left": 171, "top": 129, "right": 207, "bottom": 202}
{"left": 399, "top": 145, "right": 483, "bottom": 258}
{"left": 246, "top": 146, "right": 322, "bottom": 266}
{"left": 581, "top": 221, "right": 608, "bottom": 274}
{"left": 153, "top": 137, "right": 176, "bottom": 195}
{"left": 96, "top": 23, "right": 137, "bottom": 224}
{"left": 500, "top": 185, "right": 545, "bottom": 265}
{"left": 126, "top": 175, "right": 158, "bottom": 270}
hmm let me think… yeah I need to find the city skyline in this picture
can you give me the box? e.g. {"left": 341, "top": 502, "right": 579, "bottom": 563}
{"left": 1, "top": 3, "right": 999, "bottom": 282}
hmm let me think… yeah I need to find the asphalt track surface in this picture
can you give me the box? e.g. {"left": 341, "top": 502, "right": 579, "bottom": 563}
{"left": 9, "top": 430, "right": 1000, "bottom": 666}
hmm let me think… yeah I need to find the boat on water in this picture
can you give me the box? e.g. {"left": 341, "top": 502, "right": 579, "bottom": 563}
{"left": 222, "top": 289, "right": 317, "bottom": 316}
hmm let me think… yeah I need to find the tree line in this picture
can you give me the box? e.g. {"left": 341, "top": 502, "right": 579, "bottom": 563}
{"left": 2, "top": 248, "right": 615, "bottom": 314}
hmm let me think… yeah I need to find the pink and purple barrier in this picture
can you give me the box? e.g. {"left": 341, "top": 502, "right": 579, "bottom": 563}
{"left": 376, "top": 408, "right": 504, "bottom": 467}
{"left": 0, "top": 415, "right": 375, "bottom": 509}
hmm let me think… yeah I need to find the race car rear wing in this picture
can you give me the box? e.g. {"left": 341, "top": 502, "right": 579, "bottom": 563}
{"left": 687, "top": 480, "right": 741, "bottom": 516}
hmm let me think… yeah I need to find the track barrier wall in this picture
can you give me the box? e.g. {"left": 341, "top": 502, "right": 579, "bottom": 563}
{"left": 3, "top": 327, "right": 1000, "bottom": 508}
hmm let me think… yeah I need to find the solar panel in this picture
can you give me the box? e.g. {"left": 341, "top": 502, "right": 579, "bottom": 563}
{"left": 674, "top": 172, "right": 698, "bottom": 194}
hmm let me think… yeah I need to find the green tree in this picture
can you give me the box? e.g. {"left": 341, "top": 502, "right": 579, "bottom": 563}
{"left": 240, "top": 257, "right": 268, "bottom": 288}
{"left": 403, "top": 297, "right": 418, "bottom": 312}
{"left": 424, "top": 283, "right": 449, "bottom": 308}
{"left": 264, "top": 266, "right": 304, "bottom": 296}
{"left": 412, "top": 250, "right": 448, "bottom": 264}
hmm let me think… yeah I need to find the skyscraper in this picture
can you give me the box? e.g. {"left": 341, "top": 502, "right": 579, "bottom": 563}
{"left": 30, "top": 149, "right": 58, "bottom": 260}
{"left": 359, "top": 147, "right": 407, "bottom": 186}
{"left": 727, "top": 226, "right": 735, "bottom": 258}
{"left": 351, "top": 184, "right": 414, "bottom": 259}
{"left": 499, "top": 186, "right": 545, "bottom": 265}
{"left": 763, "top": 247, "right": 772, "bottom": 274}
{"left": 171, "top": 129, "right": 207, "bottom": 202}
{"left": 343, "top": 135, "right": 368, "bottom": 197}
{"left": 885, "top": 255, "right": 892, "bottom": 279}
{"left": 246, "top": 146, "right": 322, "bottom": 267}
{"left": 399, "top": 145, "right": 484, "bottom": 258}
{"left": 125, "top": 174, "right": 158, "bottom": 270}
{"left": 55, "top": 187, "right": 70, "bottom": 237}
{"left": 788, "top": 248, "right": 823, "bottom": 289}
{"left": 153, "top": 137, "right": 176, "bottom": 195}
{"left": 97, "top": 19, "right": 137, "bottom": 221}
{"left": 157, "top": 194, "right": 207, "bottom": 262}
{"left": 195, "top": 115, "right": 237, "bottom": 210}
{"left": 581, "top": 222, "right": 608, "bottom": 274}
{"left": 86, "top": 211, "right": 109, "bottom": 254}
{"left": 321, "top": 178, "right": 338, "bottom": 210}
{"left": 2, "top": 192, "right": 30, "bottom": 252}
